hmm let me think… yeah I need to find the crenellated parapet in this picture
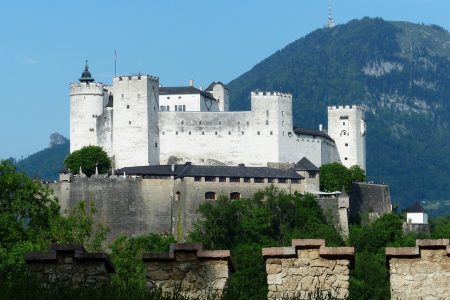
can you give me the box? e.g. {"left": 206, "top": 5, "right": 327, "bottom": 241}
{"left": 251, "top": 91, "right": 293, "bottom": 99}
{"left": 113, "top": 74, "right": 159, "bottom": 83}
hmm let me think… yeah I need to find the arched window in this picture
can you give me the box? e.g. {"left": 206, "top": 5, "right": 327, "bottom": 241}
{"left": 205, "top": 192, "right": 216, "bottom": 200}
{"left": 176, "top": 191, "right": 181, "bottom": 201}
{"left": 230, "top": 192, "right": 241, "bottom": 200}
{"left": 340, "top": 130, "right": 347, "bottom": 136}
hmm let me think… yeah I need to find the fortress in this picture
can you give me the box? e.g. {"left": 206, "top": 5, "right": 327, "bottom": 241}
{"left": 54, "top": 63, "right": 376, "bottom": 240}
{"left": 70, "top": 63, "right": 366, "bottom": 170}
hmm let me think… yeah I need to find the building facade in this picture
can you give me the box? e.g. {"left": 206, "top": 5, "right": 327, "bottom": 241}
{"left": 69, "top": 64, "right": 366, "bottom": 171}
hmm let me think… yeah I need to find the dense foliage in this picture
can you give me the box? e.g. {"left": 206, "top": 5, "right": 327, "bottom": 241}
{"left": 228, "top": 17, "right": 450, "bottom": 211}
{"left": 64, "top": 145, "right": 111, "bottom": 176}
{"left": 189, "top": 187, "right": 344, "bottom": 300}
{"left": 319, "top": 163, "right": 366, "bottom": 193}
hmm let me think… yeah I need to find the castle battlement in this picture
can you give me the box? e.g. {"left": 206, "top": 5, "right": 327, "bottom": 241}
{"left": 113, "top": 74, "right": 159, "bottom": 83}
{"left": 70, "top": 82, "right": 105, "bottom": 93}
{"left": 327, "top": 105, "right": 364, "bottom": 111}
{"left": 251, "top": 91, "right": 292, "bottom": 99}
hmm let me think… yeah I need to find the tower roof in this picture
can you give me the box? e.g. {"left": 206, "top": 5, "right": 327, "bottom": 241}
{"left": 407, "top": 201, "right": 425, "bottom": 213}
{"left": 294, "top": 157, "right": 319, "bottom": 171}
{"left": 79, "top": 60, "right": 95, "bottom": 83}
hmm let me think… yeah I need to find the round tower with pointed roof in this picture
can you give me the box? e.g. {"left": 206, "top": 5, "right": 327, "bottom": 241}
{"left": 70, "top": 61, "right": 108, "bottom": 153}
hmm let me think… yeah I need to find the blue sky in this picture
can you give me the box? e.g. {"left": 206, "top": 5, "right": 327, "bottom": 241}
{"left": 1, "top": 0, "right": 449, "bottom": 159}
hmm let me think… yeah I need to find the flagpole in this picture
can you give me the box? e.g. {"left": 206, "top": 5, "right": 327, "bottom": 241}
{"left": 114, "top": 50, "right": 117, "bottom": 77}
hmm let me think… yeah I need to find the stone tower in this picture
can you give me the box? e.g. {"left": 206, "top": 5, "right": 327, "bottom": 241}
{"left": 327, "top": 105, "right": 366, "bottom": 171}
{"left": 112, "top": 75, "right": 160, "bottom": 169}
{"left": 70, "top": 62, "right": 108, "bottom": 153}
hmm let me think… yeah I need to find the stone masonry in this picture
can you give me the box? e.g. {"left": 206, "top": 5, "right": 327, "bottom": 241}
{"left": 24, "top": 244, "right": 114, "bottom": 289}
{"left": 386, "top": 239, "right": 450, "bottom": 300}
{"left": 262, "top": 239, "right": 354, "bottom": 299}
{"left": 142, "top": 243, "right": 232, "bottom": 299}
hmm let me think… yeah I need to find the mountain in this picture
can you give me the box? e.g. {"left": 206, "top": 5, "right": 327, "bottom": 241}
{"left": 14, "top": 133, "right": 69, "bottom": 181}
{"left": 228, "top": 17, "right": 450, "bottom": 211}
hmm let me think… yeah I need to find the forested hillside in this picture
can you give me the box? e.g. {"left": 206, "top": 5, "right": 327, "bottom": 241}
{"left": 228, "top": 18, "right": 450, "bottom": 211}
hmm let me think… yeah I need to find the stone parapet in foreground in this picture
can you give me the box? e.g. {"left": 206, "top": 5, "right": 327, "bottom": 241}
{"left": 386, "top": 239, "right": 450, "bottom": 300}
{"left": 24, "top": 243, "right": 114, "bottom": 289}
{"left": 262, "top": 239, "right": 354, "bottom": 300}
{"left": 142, "top": 243, "right": 232, "bottom": 299}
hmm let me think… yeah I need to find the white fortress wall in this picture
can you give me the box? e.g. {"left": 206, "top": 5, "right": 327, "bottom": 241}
{"left": 96, "top": 107, "right": 113, "bottom": 157}
{"left": 112, "top": 75, "right": 160, "bottom": 169}
{"left": 70, "top": 82, "right": 106, "bottom": 152}
{"left": 212, "top": 84, "right": 229, "bottom": 111}
{"left": 159, "top": 111, "right": 281, "bottom": 166}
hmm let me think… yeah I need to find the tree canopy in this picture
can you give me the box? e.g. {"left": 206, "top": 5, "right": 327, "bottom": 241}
{"left": 319, "top": 163, "right": 366, "bottom": 193}
{"left": 64, "top": 145, "right": 111, "bottom": 176}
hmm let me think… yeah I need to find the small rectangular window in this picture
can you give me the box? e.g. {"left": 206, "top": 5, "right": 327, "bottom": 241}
{"left": 129, "top": 121, "right": 131, "bottom": 125}
{"left": 270, "top": 131, "right": 273, "bottom": 135}
{"left": 345, "top": 143, "right": 348, "bottom": 146}
{"left": 194, "top": 177, "right": 201, "bottom": 182}
{"left": 291, "top": 179, "right": 300, "bottom": 184}
{"left": 244, "top": 178, "right": 250, "bottom": 183}
{"left": 205, "top": 176, "right": 216, "bottom": 182}
{"left": 278, "top": 178, "right": 287, "bottom": 184}
{"left": 230, "top": 177, "right": 240, "bottom": 183}
{"left": 126, "top": 105, "right": 130, "bottom": 109}
{"left": 219, "top": 177, "right": 226, "bottom": 182}
{"left": 254, "top": 178, "right": 264, "bottom": 183}
{"left": 266, "top": 120, "right": 269, "bottom": 125}
{"left": 257, "top": 131, "right": 260, "bottom": 135}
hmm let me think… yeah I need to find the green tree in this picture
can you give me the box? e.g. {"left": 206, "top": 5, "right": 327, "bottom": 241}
{"left": 320, "top": 163, "right": 366, "bottom": 193}
{"left": 64, "top": 145, "right": 111, "bottom": 177}
{"left": 431, "top": 215, "right": 450, "bottom": 239}
{"left": 0, "top": 160, "right": 60, "bottom": 248}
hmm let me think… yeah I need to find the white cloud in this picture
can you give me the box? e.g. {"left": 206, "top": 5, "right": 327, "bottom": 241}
{"left": 18, "top": 56, "right": 38, "bottom": 64}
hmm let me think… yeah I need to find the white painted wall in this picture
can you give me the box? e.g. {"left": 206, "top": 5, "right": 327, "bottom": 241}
{"left": 159, "top": 93, "right": 219, "bottom": 112}
{"left": 112, "top": 75, "right": 160, "bottom": 169}
{"left": 407, "top": 212, "right": 428, "bottom": 224}
{"left": 327, "top": 105, "right": 366, "bottom": 170}
{"left": 211, "top": 83, "right": 229, "bottom": 111}
{"left": 70, "top": 82, "right": 106, "bottom": 153}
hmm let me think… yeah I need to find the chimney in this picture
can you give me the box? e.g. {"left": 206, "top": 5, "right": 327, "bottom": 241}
{"left": 189, "top": 79, "right": 194, "bottom": 87}
{"left": 319, "top": 124, "right": 323, "bottom": 132}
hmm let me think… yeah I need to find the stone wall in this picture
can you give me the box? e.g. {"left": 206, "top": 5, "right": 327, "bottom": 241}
{"left": 386, "top": 239, "right": 450, "bottom": 300}
{"left": 349, "top": 182, "right": 392, "bottom": 221}
{"left": 142, "top": 243, "right": 232, "bottom": 299}
{"left": 262, "top": 239, "right": 354, "bottom": 299}
{"left": 24, "top": 244, "right": 114, "bottom": 289}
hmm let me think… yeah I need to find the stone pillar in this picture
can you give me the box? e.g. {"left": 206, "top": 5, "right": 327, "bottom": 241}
{"left": 386, "top": 239, "right": 450, "bottom": 299}
{"left": 24, "top": 244, "right": 114, "bottom": 289}
{"left": 142, "top": 243, "right": 232, "bottom": 299}
{"left": 262, "top": 239, "right": 354, "bottom": 299}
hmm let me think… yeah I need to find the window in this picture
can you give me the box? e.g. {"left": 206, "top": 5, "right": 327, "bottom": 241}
{"left": 266, "top": 120, "right": 269, "bottom": 125}
{"left": 230, "top": 192, "right": 241, "bottom": 200}
{"left": 176, "top": 131, "right": 178, "bottom": 135}
{"left": 183, "top": 105, "right": 186, "bottom": 111}
{"left": 126, "top": 105, "right": 130, "bottom": 109}
{"left": 270, "top": 131, "right": 273, "bottom": 135}
{"left": 268, "top": 178, "right": 274, "bottom": 183}
{"left": 345, "top": 157, "right": 348, "bottom": 160}
{"left": 291, "top": 179, "right": 300, "bottom": 184}
{"left": 257, "top": 131, "right": 260, "bottom": 135}
{"left": 343, "top": 122, "right": 346, "bottom": 125}
{"left": 215, "top": 131, "right": 218, "bottom": 135}
{"left": 198, "top": 121, "right": 202, "bottom": 125}
{"left": 129, "top": 121, "right": 131, "bottom": 125}
{"left": 205, "top": 192, "right": 216, "bottom": 200}
{"left": 254, "top": 178, "right": 264, "bottom": 183}
{"left": 230, "top": 177, "right": 240, "bottom": 183}
{"left": 175, "top": 191, "right": 181, "bottom": 201}
{"left": 202, "top": 131, "right": 205, "bottom": 135}
{"left": 155, "top": 142, "right": 158, "bottom": 148}
{"left": 219, "top": 121, "right": 222, "bottom": 125}
{"left": 266, "top": 110, "right": 269, "bottom": 116}
{"left": 219, "top": 177, "right": 226, "bottom": 182}
{"left": 189, "top": 131, "right": 191, "bottom": 135}
{"left": 278, "top": 178, "right": 287, "bottom": 184}
{"left": 162, "top": 131, "right": 165, "bottom": 135}
{"left": 241, "top": 131, "right": 244, "bottom": 135}
{"left": 244, "top": 178, "right": 250, "bottom": 183}
{"left": 205, "top": 176, "right": 216, "bottom": 182}
{"left": 228, "top": 131, "right": 231, "bottom": 135}
{"left": 309, "top": 172, "right": 316, "bottom": 178}
{"left": 167, "top": 97, "right": 170, "bottom": 99}
{"left": 181, "top": 121, "right": 184, "bottom": 125}
{"left": 194, "top": 176, "right": 201, "bottom": 181}
{"left": 345, "top": 143, "right": 348, "bottom": 146}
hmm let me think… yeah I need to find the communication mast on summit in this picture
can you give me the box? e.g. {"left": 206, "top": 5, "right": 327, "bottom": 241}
{"left": 327, "top": 0, "right": 336, "bottom": 28}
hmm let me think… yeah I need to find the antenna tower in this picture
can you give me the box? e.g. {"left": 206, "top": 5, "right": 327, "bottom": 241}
{"left": 327, "top": 0, "right": 335, "bottom": 28}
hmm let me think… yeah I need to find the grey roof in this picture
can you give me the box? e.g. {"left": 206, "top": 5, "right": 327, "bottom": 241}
{"left": 293, "top": 127, "right": 334, "bottom": 142}
{"left": 159, "top": 86, "right": 217, "bottom": 101}
{"left": 116, "top": 163, "right": 304, "bottom": 180}
{"left": 205, "top": 81, "right": 228, "bottom": 92}
{"left": 294, "top": 157, "right": 319, "bottom": 171}
{"left": 407, "top": 201, "right": 425, "bottom": 213}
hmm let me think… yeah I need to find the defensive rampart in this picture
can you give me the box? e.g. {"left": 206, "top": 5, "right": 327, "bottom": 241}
{"left": 142, "top": 243, "right": 232, "bottom": 299}
{"left": 24, "top": 244, "right": 114, "bottom": 289}
{"left": 262, "top": 239, "right": 354, "bottom": 299}
{"left": 386, "top": 239, "right": 450, "bottom": 300}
